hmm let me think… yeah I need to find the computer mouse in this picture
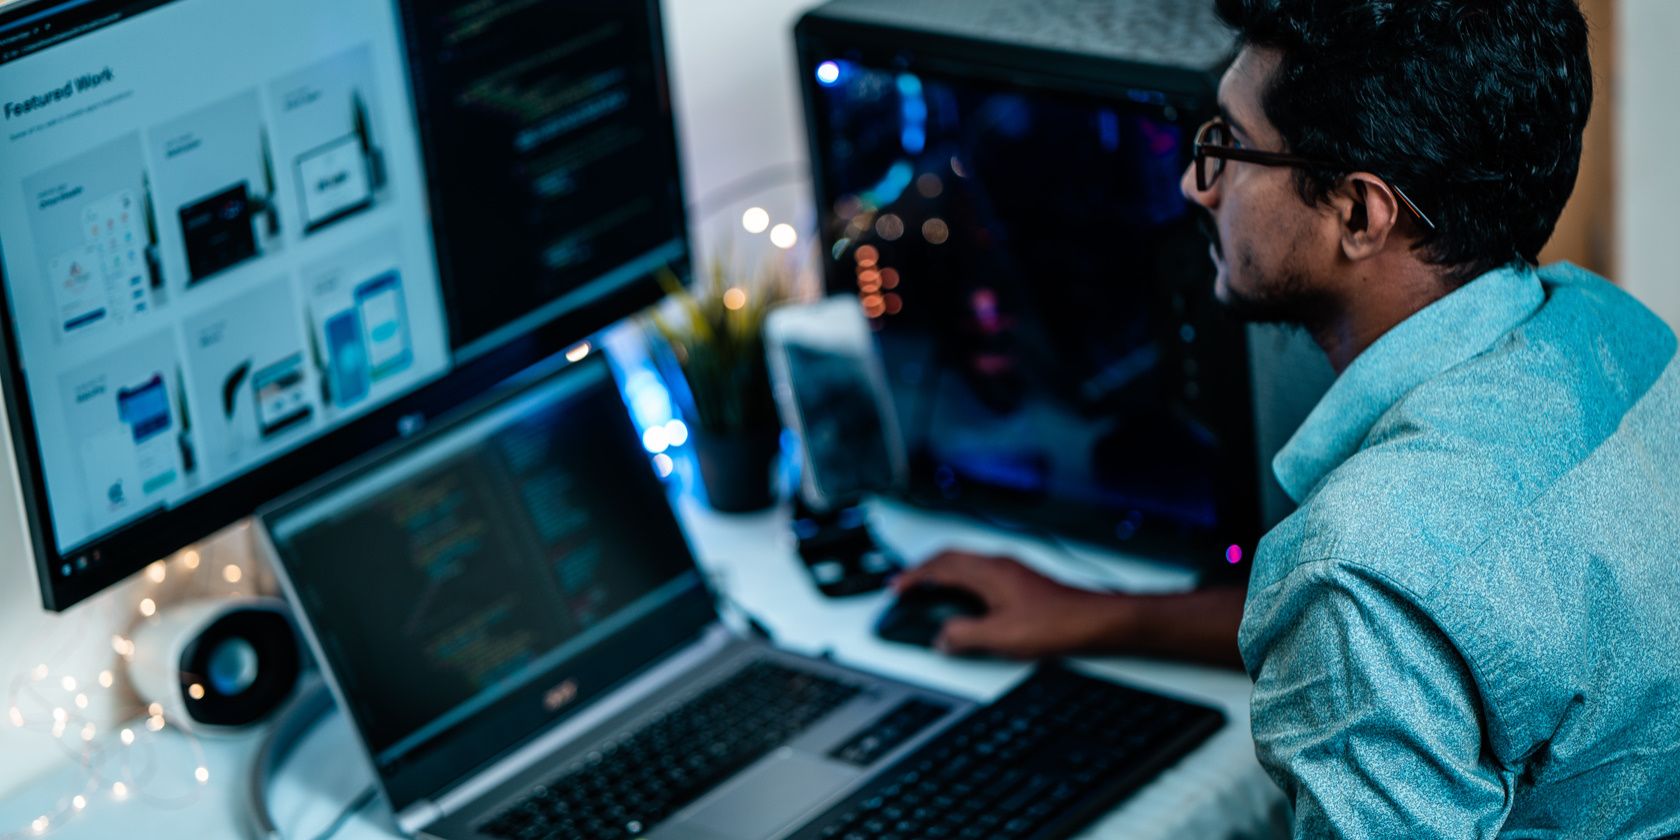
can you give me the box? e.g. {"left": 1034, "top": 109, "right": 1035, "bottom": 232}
{"left": 874, "top": 583, "right": 989, "bottom": 648}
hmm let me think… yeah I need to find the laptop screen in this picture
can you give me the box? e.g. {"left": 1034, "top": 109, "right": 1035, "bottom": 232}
{"left": 263, "top": 356, "right": 716, "bottom": 808}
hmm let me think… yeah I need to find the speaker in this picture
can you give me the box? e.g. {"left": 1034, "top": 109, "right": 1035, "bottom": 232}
{"left": 128, "top": 597, "right": 302, "bottom": 733}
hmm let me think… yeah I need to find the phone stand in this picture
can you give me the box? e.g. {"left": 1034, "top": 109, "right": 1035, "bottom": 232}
{"left": 791, "top": 496, "right": 901, "bottom": 598}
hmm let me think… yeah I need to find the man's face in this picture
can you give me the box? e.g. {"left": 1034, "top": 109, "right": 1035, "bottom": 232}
{"left": 1181, "top": 47, "right": 1336, "bottom": 326}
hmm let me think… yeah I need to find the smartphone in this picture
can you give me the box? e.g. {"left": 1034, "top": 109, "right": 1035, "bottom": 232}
{"left": 764, "top": 295, "right": 908, "bottom": 511}
{"left": 765, "top": 296, "right": 908, "bottom": 597}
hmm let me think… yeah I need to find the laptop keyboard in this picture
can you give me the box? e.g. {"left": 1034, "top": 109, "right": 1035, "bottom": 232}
{"left": 477, "top": 660, "right": 862, "bottom": 840}
{"left": 785, "top": 662, "right": 1225, "bottom": 840}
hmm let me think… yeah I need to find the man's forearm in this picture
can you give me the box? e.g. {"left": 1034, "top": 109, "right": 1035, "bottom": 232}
{"left": 1080, "top": 585, "right": 1248, "bottom": 670}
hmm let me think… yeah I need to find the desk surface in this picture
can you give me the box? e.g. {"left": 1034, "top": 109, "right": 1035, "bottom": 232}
{"left": 0, "top": 493, "right": 1286, "bottom": 840}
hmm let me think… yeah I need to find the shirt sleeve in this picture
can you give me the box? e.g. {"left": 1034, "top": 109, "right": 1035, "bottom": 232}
{"left": 1238, "top": 560, "right": 1515, "bottom": 838}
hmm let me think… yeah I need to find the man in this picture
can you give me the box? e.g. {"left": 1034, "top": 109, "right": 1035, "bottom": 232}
{"left": 895, "top": 0, "right": 1680, "bottom": 834}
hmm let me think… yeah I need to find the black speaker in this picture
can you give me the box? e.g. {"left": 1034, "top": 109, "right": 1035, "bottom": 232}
{"left": 128, "top": 597, "right": 302, "bottom": 733}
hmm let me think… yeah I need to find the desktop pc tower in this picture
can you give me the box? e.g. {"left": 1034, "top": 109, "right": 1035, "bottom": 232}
{"left": 796, "top": 0, "right": 1333, "bottom": 570}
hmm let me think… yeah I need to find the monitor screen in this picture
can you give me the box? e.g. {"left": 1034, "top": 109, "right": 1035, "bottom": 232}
{"left": 0, "top": 0, "right": 688, "bottom": 609}
{"left": 802, "top": 55, "right": 1260, "bottom": 565}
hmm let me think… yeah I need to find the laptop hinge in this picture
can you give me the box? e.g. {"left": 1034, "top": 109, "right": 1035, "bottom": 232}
{"left": 419, "top": 624, "right": 740, "bottom": 831}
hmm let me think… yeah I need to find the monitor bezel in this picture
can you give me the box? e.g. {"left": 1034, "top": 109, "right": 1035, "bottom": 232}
{"left": 0, "top": 0, "right": 691, "bottom": 610}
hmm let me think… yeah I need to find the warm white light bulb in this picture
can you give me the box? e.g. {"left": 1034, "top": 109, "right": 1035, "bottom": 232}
{"left": 31, "top": 815, "right": 47, "bottom": 834}
{"left": 181, "top": 549, "right": 200, "bottom": 570}
{"left": 566, "top": 342, "right": 591, "bottom": 363}
{"left": 51, "top": 707, "right": 66, "bottom": 724}
{"left": 742, "top": 207, "right": 770, "bottom": 234}
{"left": 60, "top": 676, "right": 76, "bottom": 692}
{"left": 74, "top": 693, "right": 87, "bottom": 709}
{"left": 80, "top": 723, "right": 95, "bottom": 742}
{"left": 72, "top": 795, "right": 86, "bottom": 811}
{"left": 146, "top": 715, "right": 164, "bottom": 732}
{"left": 188, "top": 683, "right": 205, "bottom": 700}
{"left": 31, "top": 664, "right": 48, "bottom": 681}
{"left": 111, "top": 781, "right": 128, "bottom": 800}
{"left": 120, "top": 728, "right": 134, "bottom": 746}
{"left": 770, "top": 224, "right": 799, "bottom": 250}
{"left": 223, "top": 565, "right": 242, "bottom": 583}
{"left": 98, "top": 670, "right": 114, "bottom": 688}
{"left": 147, "top": 703, "right": 162, "bottom": 717}
{"left": 146, "top": 561, "right": 166, "bottom": 583}
{"left": 194, "top": 766, "right": 209, "bottom": 784}
{"left": 139, "top": 598, "right": 156, "bottom": 617}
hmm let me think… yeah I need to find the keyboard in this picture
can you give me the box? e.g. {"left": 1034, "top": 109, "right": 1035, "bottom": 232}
{"left": 477, "top": 660, "right": 861, "bottom": 840}
{"left": 786, "top": 662, "right": 1226, "bottom": 840}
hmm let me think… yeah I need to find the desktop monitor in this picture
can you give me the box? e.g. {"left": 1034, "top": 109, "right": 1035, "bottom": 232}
{"left": 0, "top": 0, "right": 690, "bottom": 610}
{"left": 796, "top": 0, "right": 1265, "bottom": 569}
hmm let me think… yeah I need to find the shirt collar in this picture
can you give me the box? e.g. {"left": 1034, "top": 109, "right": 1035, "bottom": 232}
{"left": 1273, "top": 263, "right": 1547, "bottom": 503}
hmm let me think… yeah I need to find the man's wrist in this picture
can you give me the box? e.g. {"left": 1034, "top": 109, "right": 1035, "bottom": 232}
{"left": 1066, "top": 589, "right": 1141, "bottom": 653}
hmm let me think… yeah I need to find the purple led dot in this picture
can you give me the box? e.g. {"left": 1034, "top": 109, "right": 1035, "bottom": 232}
{"left": 1226, "top": 544, "right": 1243, "bottom": 565}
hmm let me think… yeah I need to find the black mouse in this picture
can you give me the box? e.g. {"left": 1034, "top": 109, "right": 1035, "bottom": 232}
{"left": 874, "top": 583, "right": 989, "bottom": 648}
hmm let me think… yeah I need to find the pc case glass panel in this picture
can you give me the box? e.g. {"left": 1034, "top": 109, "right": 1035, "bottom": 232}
{"left": 809, "top": 59, "right": 1257, "bottom": 563}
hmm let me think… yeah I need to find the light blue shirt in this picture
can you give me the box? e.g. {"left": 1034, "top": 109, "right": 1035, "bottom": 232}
{"left": 1239, "top": 263, "right": 1680, "bottom": 837}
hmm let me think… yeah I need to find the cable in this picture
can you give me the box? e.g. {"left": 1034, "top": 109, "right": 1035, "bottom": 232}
{"left": 247, "top": 675, "right": 337, "bottom": 840}
{"left": 303, "top": 784, "right": 378, "bottom": 840}
{"left": 700, "top": 566, "right": 776, "bottom": 643}
{"left": 686, "top": 161, "right": 811, "bottom": 221}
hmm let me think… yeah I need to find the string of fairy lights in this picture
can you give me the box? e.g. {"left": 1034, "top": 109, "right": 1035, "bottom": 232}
{"left": 2, "top": 546, "right": 249, "bottom": 839}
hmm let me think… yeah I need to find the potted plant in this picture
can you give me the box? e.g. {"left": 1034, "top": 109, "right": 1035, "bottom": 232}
{"left": 646, "top": 255, "right": 797, "bottom": 512}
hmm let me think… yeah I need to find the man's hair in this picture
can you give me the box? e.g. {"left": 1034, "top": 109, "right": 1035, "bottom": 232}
{"left": 1214, "top": 0, "right": 1593, "bottom": 284}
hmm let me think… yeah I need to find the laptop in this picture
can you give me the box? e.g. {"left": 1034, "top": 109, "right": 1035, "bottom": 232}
{"left": 258, "top": 354, "right": 979, "bottom": 840}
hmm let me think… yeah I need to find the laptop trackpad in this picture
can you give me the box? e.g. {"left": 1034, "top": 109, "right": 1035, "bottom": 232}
{"left": 679, "top": 749, "right": 856, "bottom": 837}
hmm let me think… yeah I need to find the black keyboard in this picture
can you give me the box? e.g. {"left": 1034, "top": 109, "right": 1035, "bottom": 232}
{"left": 787, "top": 662, "right": 1225, "bottom": 840}
{"left": 478, "top": 660, "right": 861, "bottom": 840}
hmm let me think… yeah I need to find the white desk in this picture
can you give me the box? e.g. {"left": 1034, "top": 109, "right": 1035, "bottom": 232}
{"left": 0, "top": 493, "right": 1288, "bottom": 839}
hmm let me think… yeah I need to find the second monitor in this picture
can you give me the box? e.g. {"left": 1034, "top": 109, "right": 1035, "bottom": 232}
{"left": 0, "top": 0, "right": 690, "bottom": 609}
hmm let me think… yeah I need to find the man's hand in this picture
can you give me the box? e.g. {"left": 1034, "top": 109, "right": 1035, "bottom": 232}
{"left": 891, "top": 551, "right": 1129, "bottom": 659}
{"left": 892, "top": 551, "right": 1250, "bottom": 668}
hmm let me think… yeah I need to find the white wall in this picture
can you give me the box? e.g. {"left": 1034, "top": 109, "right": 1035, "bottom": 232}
{"left": 664, "top": 0, "right": 826, "bottom": 268}
{"left": 1619, "top": 0, "right": 1680, "bottom": 332}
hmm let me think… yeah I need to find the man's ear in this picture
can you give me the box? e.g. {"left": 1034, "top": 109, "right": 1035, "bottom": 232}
{"left": 1326, "top": 173, "right": 1402, "bottom": 261}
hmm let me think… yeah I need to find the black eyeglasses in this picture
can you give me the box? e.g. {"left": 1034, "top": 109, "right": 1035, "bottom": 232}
{"left": 1192, "top": 118, "right": 1437, "bottom": 232}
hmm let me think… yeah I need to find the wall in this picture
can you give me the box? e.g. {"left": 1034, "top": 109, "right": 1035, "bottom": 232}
{"left": 1541, "top": 0, "right": 1616, "bottom": 277}
{"left": 664, "top": 0, "right": 826, "bottom": 269}
{"left": 1619, "top": 0, "right": 1680, "bottom": 331}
